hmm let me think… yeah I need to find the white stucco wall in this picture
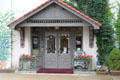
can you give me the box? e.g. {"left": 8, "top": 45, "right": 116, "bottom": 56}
{"left": 11, "top": 27, "right": 31, "bottom": 69}
{"left": 83, "top": 26, "right": 98, "bottom": 70}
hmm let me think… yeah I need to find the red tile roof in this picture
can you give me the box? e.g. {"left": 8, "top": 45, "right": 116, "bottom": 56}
{"left": 8, "top": 0, "right": 102, "bottom": 27}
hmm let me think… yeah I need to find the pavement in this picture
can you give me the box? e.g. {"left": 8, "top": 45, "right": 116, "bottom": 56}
{"left": 0, "top": 73, "right": 119, "bottom": 80}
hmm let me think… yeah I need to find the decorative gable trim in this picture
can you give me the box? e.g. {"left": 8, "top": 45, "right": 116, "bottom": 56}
{"left": 7, "top": 0, "right": 101, "bottom": 29}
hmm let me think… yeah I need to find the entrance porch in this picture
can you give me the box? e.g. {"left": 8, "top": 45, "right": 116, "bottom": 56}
{"left": 32, "top": 27, "right": 82, "bottom": 73}
{"left": 18, "top": 27, "right": 95, "bottom": 73}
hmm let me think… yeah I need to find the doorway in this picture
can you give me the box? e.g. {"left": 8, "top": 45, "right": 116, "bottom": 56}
{"left": 44, "top": 31, "right": 72, "bottom": 69}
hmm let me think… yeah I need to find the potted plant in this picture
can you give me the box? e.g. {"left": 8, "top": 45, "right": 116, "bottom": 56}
{"left": 95, "top": 65, "right": 109, "bottom": 74}
{"left": 108, "top": 48, "right": 120, "bottom": 76}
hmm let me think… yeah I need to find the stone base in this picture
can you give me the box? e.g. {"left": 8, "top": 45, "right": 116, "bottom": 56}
{"left": 110, "top": 71, "right": 120, "bottom": 76}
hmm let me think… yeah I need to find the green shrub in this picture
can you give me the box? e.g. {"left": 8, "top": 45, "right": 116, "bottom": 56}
{"left": 108, "top": 48, "right": 120, "bottom": 70}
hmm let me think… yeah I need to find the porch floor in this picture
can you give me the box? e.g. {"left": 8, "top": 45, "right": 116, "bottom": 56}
{"left": 0, "top": 73, "right": 117, "bottom": 80}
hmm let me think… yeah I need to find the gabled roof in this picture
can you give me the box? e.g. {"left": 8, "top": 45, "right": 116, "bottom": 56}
{"left": 7, "top": 0, "right": 102, "bottom": 29}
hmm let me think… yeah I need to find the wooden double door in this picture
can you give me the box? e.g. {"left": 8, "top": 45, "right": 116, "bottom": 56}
{"left": 45, "top": 31, "right": 72, "bottom": 69}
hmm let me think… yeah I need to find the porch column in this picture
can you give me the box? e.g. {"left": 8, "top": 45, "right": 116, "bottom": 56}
{"left": 25, "top": 27, "right": 31, "bottom": 55}
{"left": 83, "top": 26, "right": 89, "bottom": 53}
{"left": 83, "top": 26, "right": 98, "bottom": 70}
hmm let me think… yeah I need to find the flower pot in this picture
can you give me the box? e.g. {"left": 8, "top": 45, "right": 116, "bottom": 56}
{"left": 110, "top": 71, "right": 120, "bottom": 76}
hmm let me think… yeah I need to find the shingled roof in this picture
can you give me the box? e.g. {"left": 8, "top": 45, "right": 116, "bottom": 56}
{"left": 7, "top": 0, "right": 102, "bottom": 28}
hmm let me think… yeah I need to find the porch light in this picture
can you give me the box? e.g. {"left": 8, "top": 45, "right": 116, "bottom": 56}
{"left": 55, "top": 26, "right": 60, "bottom": 30}
{"left": 20, "top": 27, "right": 25, "bottom": 48}
{"left": 89, "top": 26, "right": 94, "bottom": 48}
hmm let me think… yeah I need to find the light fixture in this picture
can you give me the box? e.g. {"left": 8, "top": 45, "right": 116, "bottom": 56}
{"left": 55, "top": 26, "right": 60, "bottom": 30}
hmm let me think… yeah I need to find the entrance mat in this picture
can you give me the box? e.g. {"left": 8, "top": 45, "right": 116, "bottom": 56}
{"left": 37, "top": 68, "right": 73, "bottom": 74}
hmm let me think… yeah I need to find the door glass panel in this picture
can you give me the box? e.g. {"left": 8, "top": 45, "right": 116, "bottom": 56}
{"left": 76, "top": 28, "right": 82, "bottom": 50}
{"left": 47, "top": 35, "right": 55, "bottom": 53}
{"left": 60, "top": 34, "right": 69, "bottom": 54}
{"left": 76, "top": 35, "right": 82, "bottom": 49}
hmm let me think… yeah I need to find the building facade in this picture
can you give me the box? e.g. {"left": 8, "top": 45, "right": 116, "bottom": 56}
{"left": 8, "top": 0, "right": 101, "bottom": 73}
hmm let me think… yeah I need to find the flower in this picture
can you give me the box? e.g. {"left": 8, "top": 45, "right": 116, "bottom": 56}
{"left": 74, "top": 54, "right": 92, "bottom": 59}
{"left": 82, "top": 56, "right": 86, "bottom": 59}
{"left": 29, "top": 55, "right": 31, "bottom": 58}
{"left": 20, "top": 54, "right": 36, "bottom": 59}
{"left": 104, "top": 67, "right": 109, "bottom": 72}
{"left": 86, "top": 54, "right": 92, "bottom": 58}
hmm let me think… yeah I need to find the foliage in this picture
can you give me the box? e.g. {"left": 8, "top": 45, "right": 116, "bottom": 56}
{"left": 0, "top": 12, "right": 14, "bottom": 60}
{"left": 115, "top": 2, "right": 120, "bottom": 49}
{"left": 62, "top": 0, "right": 114, "bottom": 65}
{"left": 97, "top": 7, "right": 114, "bottom": 64}
{"left": 108, "top": 48, "right": 120, "bottom": 70}
{"left": 61, "top": 0, "right": 80, "bottom": 11}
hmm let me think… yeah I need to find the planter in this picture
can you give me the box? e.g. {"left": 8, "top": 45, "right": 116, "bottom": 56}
{"left": 73, "top": 58, "right": 92, "bottom": 71}
{"left": 110, "top": 71, "right": 120, "bottom": 76}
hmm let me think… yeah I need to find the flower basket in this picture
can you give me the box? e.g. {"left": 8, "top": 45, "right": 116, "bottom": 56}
{"left": 73, "top": 55, "right": 92, "bottom": 71}
{"left": 19, "top": 54, "right": 37, "bottom": 71}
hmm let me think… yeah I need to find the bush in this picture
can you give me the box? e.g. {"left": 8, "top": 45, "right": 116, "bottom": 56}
{"left": 108, "top": 48, "right": 120, "bottom": 70}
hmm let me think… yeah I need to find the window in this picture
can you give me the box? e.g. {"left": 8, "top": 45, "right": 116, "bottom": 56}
{"left": 32, "top": 28, "right": 39, "bottom": 49}
{"left": 47, "top": 35, "right": 55, "bottom": 53}
{"left": 32, "top": 36, "right": 39, "bottom": 49}
{"left": 60, "top": 34, "right": 69, "bottom": 54}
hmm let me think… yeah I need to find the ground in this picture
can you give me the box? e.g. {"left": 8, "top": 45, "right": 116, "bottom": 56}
{"left": 0, "top": 73, "right": 120, "bottom": 80}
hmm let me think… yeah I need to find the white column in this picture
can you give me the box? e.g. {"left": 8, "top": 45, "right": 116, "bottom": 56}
{"left": 11, "top": 29, "right": 20, "bottom": 69}
{"left": 82, "top": 26, "right": 89, "bottom": 53}
{"left": 83, "top": 26, "right": 98, "bottom": 70}
{"left": 11, "top": 27, "right": 31, "bottom": 69}
{"left": 25, "top": 27, "right": 31, "bottom": 55}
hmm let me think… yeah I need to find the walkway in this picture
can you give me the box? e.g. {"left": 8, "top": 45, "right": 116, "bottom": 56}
{"left": 0, "top": 73, "right": 119, "bottom": 80}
